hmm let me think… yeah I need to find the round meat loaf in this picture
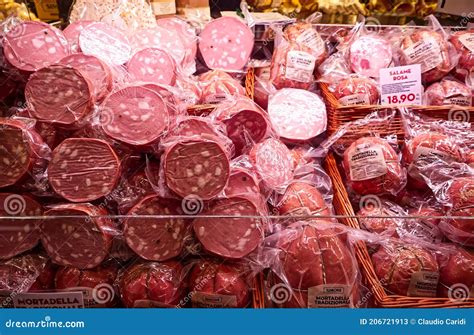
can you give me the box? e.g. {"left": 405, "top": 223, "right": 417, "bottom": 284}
{"left": 41, "top": 204, "right": 113, "bottom": 269}
{"left": 284, "top": 22, "right": 327, "bottom": 68}
{"left": 99, "top": 85, "right": 170, "bottom": 147}
{"left": 450, "top": 30, "right": 474, "bottom": 71}
{"left": 276, "top": 181, "right": 330, "bottom": 217}
{"left": 189, "top": 259, "right": 251, "bottom": 308}
{"left": 59, "top": 53, "right": 113, "bottom": 102}
{"left": 199, "top": 17, "right": 254, "bottom": 71}
{"left": 343, "top": 137, "right": 405, "bottom": 196}
{"left": 119, "top": 261, "right": 186, "bottom": 308}
{"left": 199, "top": 70, "right": 246, "bottom": 104}
{"left": 424, "top": 79, "right": 472, "bottom": 106}
{"left": 124, "top": 195, "right": 189, "bottom": 261}
{"left": 0, "top": 118, "right": 47, "bottom": 188}
{"left": 372, "top": 245, "right": 439, "bottom": 297}
{"left": 268, "top": 89, "right": 327, "bottom": 143}
{"left": 0, "top": 193, "right": 42, "bottom": 260}
{"left": 349, "top": 35, "right": 392, "bottom": 78}
{"left": 193, "top": 197, "right": 264, "bottom": 259}
{"left": 25, "top": 65, "right": 93, "bottom": 127}
{"left": 62, "top": 20, "right": 94, "bottom": 53}
{"left": 127, "top": 48, "right": 176, "bottom": 86}
{"left": 333, "top": 76, "right": 380, "bottom": 106}
{"left": 3, "top": 21, "right": 69, "bottom": 72}
{"left": 48, "top": 138, "right": 121, "bottom": 202}
{"left": 357, "top": 199, "right": 406, "bottom": 237}
{"left": 438, "top": 247, "right": 474, "bottom": 298}
{"left": 163, "top": 138, "right": 230, "bottom": 200}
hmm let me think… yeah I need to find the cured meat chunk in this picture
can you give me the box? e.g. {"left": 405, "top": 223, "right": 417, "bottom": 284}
{"left": 127, "top": 48, "right": 176, "bottom": 86}
{"left": 62, "top": 20, "right": 94, "bottom": 53}
{"left": 349, "top": 35, "right": 392, "bottom": 78}
{"left": 132, "top": 26, "right": 185, "bottom": 65}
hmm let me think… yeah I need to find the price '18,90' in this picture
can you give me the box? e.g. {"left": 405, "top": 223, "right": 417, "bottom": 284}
{"left": 387, "top": 94, "right": 416, "bottom": 104}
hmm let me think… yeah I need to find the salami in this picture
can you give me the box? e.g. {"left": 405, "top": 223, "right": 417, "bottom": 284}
{"left": 193, "top": 197, "right": 263, "bottom": 259}
{"left": 349, "top": 35, "right": 393, "bottom": 78}
{"left": 333, "top": 76, "right": 380, "bottom": 106}
{"left": 3, "top": 21, "right": 69, "bottom": 72}
{"left": 99, "top": 85, "right": 169, "bottom": 147}
{"left": 276, "top": 181, "right": 330, "bottom": 217}
{"left": 199, "top": 17, "right": 254, "bottom": 71}
{"left": 124, "top": 195, "right": 188, "bottom": 261}
{"left": 163, "top": 139, "right": 230, "bottom": 200}
{"left": 213, "top": 99, "right": 269, "bottom": 155}
{"left": 127, "top": 48, "right": 176, "bottom": 86}
{"left": 132, "top": 27, "right": 185, "bottom": 66}
{"left": 59, "top": 53, "right": 113, "bottom": 102}
{"left": 0, "top": 193, "right": 42, "bottom": 260}
{"left": 450, "top": 30, "right": 474, "bottom": 71}
{"left": 79, "top": 22, "right": 132, "bottom": 66}
{"left": 119, "top": 261, "right": 186, "bottom": 308}
{"left": 25, "top": 65, "right": 93, "bottom": 126}
{"left": 224, "top": 166, "right": 266, "bottom": 212}
{"left": 0, "top": 118, "right": 47, "bottom": 188}
{"left": 268, "top": 89, "right": 327, "bottom": 142}
{"left": 199, "top": 70, "right": 246, "bottom": 104}
{"left": 62, "top": 21, "right": 94, "bottom": 53}
{"left": 47, "top": 138, "right": 120, "bottom": 202}
{"left": 189, "top": 259, "right": 251, "bottom": 308}
{"left": 424, "top": 79, "right": 472, "bottom": 106}
{"left": 250, "top": 138, "right": 294, "bottom": 190}
{"left": 41, "top": 204, "right": 113, "bottom": 269}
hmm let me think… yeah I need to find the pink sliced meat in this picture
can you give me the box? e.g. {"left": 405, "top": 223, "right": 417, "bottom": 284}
{"left": 199, "top": 17, "right": 254, "bottom": 71}
{"left": 213, "top": 99, "right": 269, "bottom": 155}
{"left": 268, "top": 89, "right": 327, "bottom": 142}
{"left": 48, "top": 138, "right": 121, "bottom": 202}
{"left": 156, "top": 17, "right": 197, "bottom": 72}
{"left": 25, "top": 65, "right": 93, "bottom": 126}
{"left": 170, "top": 117, "right": 225, "bottom": 138}
{"left": 59, "top": 53, "right": 113, "bottom": 102}
{"left": 0, "top": 118, "right": 46, "bottom": 188}
{"left": 3, "top": 21, "right": 69, "bottom": 72}
{"left": 250, "top": 138, "right": 294, "bottom": 190}
{"left": 127, "top": 48, "right": 176, "bottom": 86}
{"left": 42, "top": 204, "right": 113, "bottom": 269}
{"left": 124, "top": 195, "right": 189, "bottom": 261}
{"left": 142, "top": 83, "right": 183, "bottom": 118}
{"left": 193, "top": 197, "right": 263, "bottom": 259}
{"left": 79, "top": 22, "right": 131, "bottom": 66}
{"left": 349, "top": 35, "right": 393, "bottom": 78}
{"left": 164, "top": 139, "right": 230, "bottom": 200}
{"left": 99, "top": 85, "right": 169, "bottom": 147}
{"left": 224, "top": 166, "right": 266, "bottom": 211}
{"left": 62, "top": 20, "right": 94, "bottom": 53}
{"left": 132, "top": 27, "right": 185, "bottom": 66}
{"left": 0, "top": 193, "right": 42, "bottom": 260}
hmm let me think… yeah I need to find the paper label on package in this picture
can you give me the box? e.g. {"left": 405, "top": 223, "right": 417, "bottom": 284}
{"left": 285, "top": 50, "right": 316, "bottom": 83}
{"left": 338, "top": 93, "right": 370, "bottom": 106}
{"left": 458, "top": 33, "right": 474, "bottom": 53}
{"left": 407, "top": 271, "right": 439, "bottom": 297}
{"left": 191, "top": 292, "right": 238, "bottom": 308}
{"left": 12, "top": 291, "right": 84, "bottom": 308}
{"left": 307, "top": 285, "right": 352, "bottom": 308}
{"left": 403, "top": 38, "right": 442, "bottom": 73}
{"left": 414, "top": 219, "right": 443, "bottom": 243}
{"left": 348, "top": 144, "right": 387, "bottom": 181}
{"left": 296, "top": 29, "right": 325, "bottom": 56}
{"left": 444, "top": 95, "right": 472, "bottom": 107}
{"left": 133, "top": 300, "right": 174, "bottom": 308}
{"left": 151, "top": 0, "right": 176, "bottom": 15}
{"left": 380, "top": 64, "right": 422, "bottom": 106}
{"left": 203, "top": 93, "right": 228, "bottom": 104}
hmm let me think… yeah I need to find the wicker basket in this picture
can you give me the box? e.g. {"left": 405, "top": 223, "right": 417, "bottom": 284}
{"left": 324, "top": 152, "right": 474, "bottom": 308}
{"left": 320, "top": 83, "right": 474, "bottom": 143}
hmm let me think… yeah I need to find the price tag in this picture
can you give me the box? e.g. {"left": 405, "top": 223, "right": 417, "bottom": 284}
{"left": 379, "top": 65, "right": 422, "bottom": 106}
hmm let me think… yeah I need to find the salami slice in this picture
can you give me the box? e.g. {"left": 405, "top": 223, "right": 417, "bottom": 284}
{"left": 213, "top": 99, "right": 269, "bottom": 155}
{"left": 163, "top": 139, "right": 230, "bottom": 200}
{"left": 142, "top": 83, "right": 183, "bottom": 118}
{"left": 127, "top": 48, "right": 176, "bottom": 86}
{"left": 0, "top": 118, "right": 47, "bottom": 188}
{"left": 268, "top": 89, "right": 327, "bottom": 142}
{"left": 250, "top": 138, "right": 294, "bottom": 190}
{"left": 59, "top": 53, "right": 112, "bottom": 102}
{"left": 62, "top": 20, "right": 94, "bottom": 53}
{"left": 42, "top": 204, "right": 113, "bottom": 269}
{"left": 132, "top": 27, "right": 185, "bottom": 66}
{"left": 349, "top": 35, "right": 393, "bottom": 78}
{"left": 3, "top": 21, "right": 69, "bottom": 72}
{"left": 0, "top": 193, "right": 42, "bottom": 260}
{"left": 124, "top": 195, "right": 188, "bottom": 261}
{"left": 25, "top": 65, "right": 93, "bottom": 126}
{"left": 48, "top": 138, "right": 120, "bottom": 202}
{"left": 224, "top": 167, "right": 266, "bottom": 211}
{"left": 199, "top": 17, "right": 254, "bottom": 71}
{"left": 193, "top": 197, "right": 263, "bottom": 259}
{"left": 79, "top": 22, "right": 131, "bottom": 66}
{"left": 99, "top": 86, "right": 169, "bottom": 147}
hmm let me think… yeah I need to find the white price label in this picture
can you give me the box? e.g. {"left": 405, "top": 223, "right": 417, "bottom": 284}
{"left": 379, "top": 65, "right": 422, "bottom": 106}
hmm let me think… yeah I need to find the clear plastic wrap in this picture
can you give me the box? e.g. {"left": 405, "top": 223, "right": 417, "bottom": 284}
{"left": 437, "top": 245, "right": 473, "bottom": 299}
{"left": 331, "top": 75, "right": 380, "bottom": 106}
{"left": 198, "top": 70, "right": 246, "bottom": 105}
{"left": 450, "top": 29, "right": 474, "bottom": 81}
{"left": 424, "top": 77, "right": 472, "bottom": 107}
